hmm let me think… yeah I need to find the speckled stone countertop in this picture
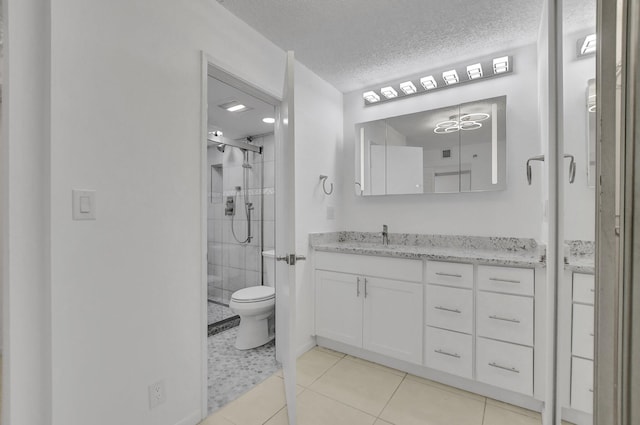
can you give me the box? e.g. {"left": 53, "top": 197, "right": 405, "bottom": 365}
{"left": 565, "top": 240, "right": 595, "bottom": 274}
{"left": 309, "top": 232, "right": 546, "bottom": 268}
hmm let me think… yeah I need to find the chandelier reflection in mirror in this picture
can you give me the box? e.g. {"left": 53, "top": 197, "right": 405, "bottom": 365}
{"left": 434, "top": 113, "right": 490, "bottom": 134}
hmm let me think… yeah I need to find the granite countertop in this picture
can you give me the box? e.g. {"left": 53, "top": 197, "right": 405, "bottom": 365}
{"left": 310, "top": 232, "right": 546, "bottom": 268}
{"left": 565, "top": 240, "right": 595, "bottom": 274}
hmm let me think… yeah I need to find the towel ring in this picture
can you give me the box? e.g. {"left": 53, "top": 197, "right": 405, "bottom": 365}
{"left": 319, "top": 175, "right": 334, "bottom": 195}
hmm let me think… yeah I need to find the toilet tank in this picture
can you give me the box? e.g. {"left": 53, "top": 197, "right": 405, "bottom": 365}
{"left": 262, "top": 250, "right": 276, "bottom": 288}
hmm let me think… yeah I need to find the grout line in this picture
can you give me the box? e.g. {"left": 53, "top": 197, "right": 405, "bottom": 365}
{"left": 376, "top": 374, "right": 406, "bottom": 421}
{"left": 481, "top": 398, "right": 487, "bottom": 425}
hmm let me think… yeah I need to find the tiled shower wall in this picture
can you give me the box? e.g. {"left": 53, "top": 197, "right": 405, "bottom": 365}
{"left": 207, "top": 134, "right": 275, "bottom": 305}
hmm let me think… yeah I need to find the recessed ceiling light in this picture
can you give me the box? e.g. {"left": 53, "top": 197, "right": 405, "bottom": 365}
{"left": 493, "top": 56, "right": 509, "bottom": 74}
{"left": 442, "top": 70, "right": 459, "bottom": 85}
{"left": 227, "top": 104, "right": 246, "bottom": 112}
{"left": 580, "top": 34, "right": 596, "bottom": 55}
{"left": 466, "top": 63, "right": 483, "bottom": 80}
{"left": 420, "top": 76, "right": 438, "bottom": 90}
{"left": 262, "top": 117, "right": 275, "bottom": 124}
{"left": 381, "top": 86, "right": 398, "bottom": 99}
{"left": 363, "top": 91, "right": 381, "bottom": 103}
{"left": 399, "top": 81, "right": 417, "bottom": 95}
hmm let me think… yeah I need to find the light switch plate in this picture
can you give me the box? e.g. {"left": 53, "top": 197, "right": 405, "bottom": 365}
{"left": 72, "top": 190, "right": 96, "bottom": 220}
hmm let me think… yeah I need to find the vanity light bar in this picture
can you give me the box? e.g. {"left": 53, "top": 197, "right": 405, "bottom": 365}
{"left": 362, "top": 55, "right": 513, "bottom": 106}
{"left": 363, "top": 91, "right": 381, "bottom": 103}
{"left": 467, "top": 63, "right": 483, "bottom": 80}
{"left": 492, "top": 56, "right": 509, "bottom": 74}
{"left": 442, "top": 70, "right": 459, "bottom": 85}
{"left": 399, "top": 81, "right": 417, "bottom": 95}
{"left": 420, "top": 76, "right": 438, "bottom": 90}
{"left": 381, "top": 86, "right": 398, "bottom": 99}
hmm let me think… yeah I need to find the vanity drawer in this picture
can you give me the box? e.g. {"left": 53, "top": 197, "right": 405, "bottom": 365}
{"left": 315, "top": 251, "right": 423, "bottom": 282}
{"left": 572, "top": 304, "right": 594, "bottom": 360}
{"left": 477, "top": 265, "right": 534, "bottom": 296}
{"left": 426, "top": 284, "right": 473, "bottom": 334}
{"left": 573, "top": 273, "right": 595, "bottom": 305}
{"left": 426, "top": 261, "right": 473, "bottom": 289}
{"left": 571, "top": 356, "right": 594, "bottom": 413}
{"left": 425, "top": 326, "right": 473, "bottom": 379}
{"left": 477, "top": 337, "right": 533, "bottom": 396}
{"left": 477, "top": 292, "right": 534, "bottom": 346}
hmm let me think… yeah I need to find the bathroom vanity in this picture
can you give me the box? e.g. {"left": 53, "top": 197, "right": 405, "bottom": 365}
{"left": 310, "top": 232, "right": 548, "bottom": 411}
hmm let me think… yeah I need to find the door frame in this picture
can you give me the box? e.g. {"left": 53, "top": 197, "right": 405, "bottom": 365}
{"left": 199, "top": 51, "right": 282, "bottom": 419}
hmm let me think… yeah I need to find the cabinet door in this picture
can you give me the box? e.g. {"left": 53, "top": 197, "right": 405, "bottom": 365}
{"left": 362, "top": 277, "right": 423, "bottom": 364}
{"left": 315, "top": 271, "right": 363, "bottom": 347}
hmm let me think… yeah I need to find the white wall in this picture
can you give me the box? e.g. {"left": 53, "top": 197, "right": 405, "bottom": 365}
{"left": 562, "top": 29, "right": 596, "bottom": 241}
{"left": 341, "top": 44, "right": 544, "bottom": 240}
{"left": 3, "top": 1, "right": 342, "bottom": 425}
{"left": 3, "top": 1, "right": 52, "bottom": 424}
{"left": 294, "top": 61, "right": 343, "bottom": 354}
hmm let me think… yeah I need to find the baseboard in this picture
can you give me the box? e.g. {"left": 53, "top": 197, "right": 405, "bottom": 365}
{"left": 174, "top": 410, "right": 202, "bottom": 425}
{"left": 317, "top": 337, "right": 544, "bottom": 413}
{"left": 296, "top": 336, "right": 317, "bottom": 358}
{"left": 561, "top": 406, "right": 593, "bottom": 425}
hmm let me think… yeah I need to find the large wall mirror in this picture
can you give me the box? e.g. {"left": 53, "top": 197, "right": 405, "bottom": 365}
{"left": 355, "top": 96, "right": 507, "bottom": 196}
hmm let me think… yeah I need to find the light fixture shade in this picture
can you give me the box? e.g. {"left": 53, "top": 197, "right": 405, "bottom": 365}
{"left": 381, "top": 86, "right": 398, "bottom": 99}
{"left": 363, "top": 91, "right": 381, "bottom": 103}
{"left": 493, "top": 56, "right": 509, "bottom": 74}
{"left": 420, "top": 76, "right": 438, "bottom": 90}
{"left": 580, "top": 34, "right": 596, "bottom": 56}
{"left": 399, "top": 81, "right": 417, "bottom": 95}
{"left": 466, "top": 63, "right": 483, "bottom": 80}
{"left": 442, "top": 70, "right": 459, "bottom": 85}
{"left": 227, "top": 104, "right": 246, "bottom": 112}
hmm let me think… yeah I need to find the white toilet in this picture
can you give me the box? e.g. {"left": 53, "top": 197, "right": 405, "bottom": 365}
{"left": 229, "top": 250, "right": 276, "bottom": 350}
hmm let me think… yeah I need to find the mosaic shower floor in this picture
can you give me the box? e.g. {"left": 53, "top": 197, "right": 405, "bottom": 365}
{"left": 207, "top": 326, "right": 279, "bottom": 414}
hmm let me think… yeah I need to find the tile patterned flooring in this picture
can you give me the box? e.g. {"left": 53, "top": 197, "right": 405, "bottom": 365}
{"left": 201, "top": 346, "right": 544, "bottom": 425}
{"left": 208, "top": 327, "right": 280, "bottom": 414}
{"left": 208, "top": 301, "right": 237, "bottom": 325}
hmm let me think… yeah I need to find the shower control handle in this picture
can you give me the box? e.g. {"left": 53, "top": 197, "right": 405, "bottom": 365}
{"left": 276, "top": 254, "right": 306, "bottom": 266}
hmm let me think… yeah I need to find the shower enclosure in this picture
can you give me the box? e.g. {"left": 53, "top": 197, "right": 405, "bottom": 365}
{"left": 206, "top": 133, "right": 276, "bottom": 326}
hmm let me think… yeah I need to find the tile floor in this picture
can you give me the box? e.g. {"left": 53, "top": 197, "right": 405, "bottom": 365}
{"left": 208, "top": 301, "right": 237, "bottom": 325}
{"left": 201, "top": 346, "right": 545, "bottom": 425}
{"left": 208, "top": 327, "right": 280, "bottom": 414}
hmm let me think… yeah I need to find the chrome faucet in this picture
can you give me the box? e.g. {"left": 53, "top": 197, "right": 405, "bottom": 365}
{"left": 382, "top": 224, "right": 389, "bottom": 246}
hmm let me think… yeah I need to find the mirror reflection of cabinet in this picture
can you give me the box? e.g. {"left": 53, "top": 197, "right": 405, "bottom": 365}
{"left": 586, "top": 79, "right": 596, "bottom": 188}
{"left": 355, "top": 96, "right": 507, "bottom": 196}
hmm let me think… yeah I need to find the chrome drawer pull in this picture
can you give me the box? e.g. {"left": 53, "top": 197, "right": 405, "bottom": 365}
{"left": 489, "top": 362, "right": 520, "bottom": 373}
{"left": 589, "top": 332, "right": 594, "bottom": 336}
{"left": 590, "top": 288, "right": 595, "bottom": 293}
{"left": 589, "top": 388, "right": 594, "bottom": 393}
{"left": 489, "top": 315, "right": 521, "bottom": 323}
{"left": 434, "top": 349, "right": 461, "bottom": 359}
{"left": 435, "top": 306, "right": 462, "bottom": 314}
{"left": 356, "top": 277, "right": 361, "bottom": 297}
{"left": 489, "top": 277, "right": 521, "bottom": 284}
{"left": 435, "top": 272, "right": 462, "bottom": 278}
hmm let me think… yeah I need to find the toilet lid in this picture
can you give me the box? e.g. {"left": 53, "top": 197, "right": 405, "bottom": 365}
{"left": 231, "top": 286, "right": 275, "bottom": 303}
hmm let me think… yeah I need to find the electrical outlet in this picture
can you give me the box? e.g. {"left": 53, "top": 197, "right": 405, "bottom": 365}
{"left": 148, "top": 380, "right": 166, "bottom": 409}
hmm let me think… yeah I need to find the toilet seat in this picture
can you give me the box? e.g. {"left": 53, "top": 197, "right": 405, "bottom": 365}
{"left": 231, "top": 286, "right": 275, "bottom": 303}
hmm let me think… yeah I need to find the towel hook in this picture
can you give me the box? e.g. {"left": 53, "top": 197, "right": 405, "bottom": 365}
{"left": 319, "top": 175, "right": 334, "bottom": 195}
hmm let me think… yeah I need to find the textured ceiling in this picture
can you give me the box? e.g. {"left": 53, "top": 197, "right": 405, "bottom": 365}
{"left": 218, "top": 0, "right": 596, "bottom": 93}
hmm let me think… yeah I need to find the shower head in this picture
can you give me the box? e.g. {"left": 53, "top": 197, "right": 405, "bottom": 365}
{"left": 216, "top": 143, "right": 226, "bottom": 153}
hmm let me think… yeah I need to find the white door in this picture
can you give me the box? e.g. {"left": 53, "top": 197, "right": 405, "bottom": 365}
{"left": 362, "top": 277, "right": 423, "bottom": 364}
{"left": 315, "top": 271, "right": 363, "bottom": 347}
{"left": 275, "top": 51, "right": 298, "bottom": 425}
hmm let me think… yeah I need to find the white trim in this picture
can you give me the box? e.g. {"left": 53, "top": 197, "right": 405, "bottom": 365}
{"left": 173, "top": 410, "right": 202, "bottom": 425}
{"left": 199, "top": 50, "right": 283, "bottom": 421}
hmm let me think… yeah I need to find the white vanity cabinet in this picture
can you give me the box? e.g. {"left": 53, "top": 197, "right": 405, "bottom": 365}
{"left": 570, "top": 272, "right": 595, "bottom": 414}
{"left": 314, "top": 250, "right": 544, "bottom": 406}
{"left": 315, "top": 252, "right": 424, "bottom": 364}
